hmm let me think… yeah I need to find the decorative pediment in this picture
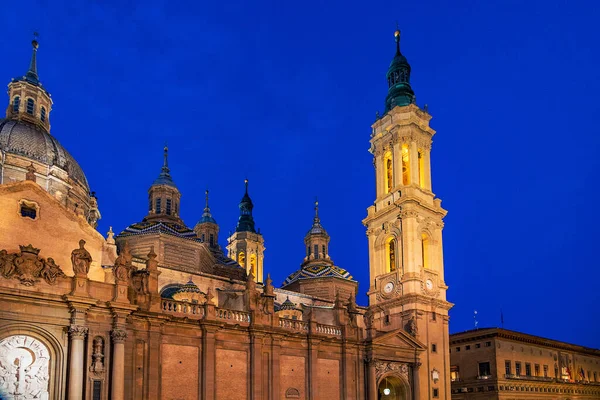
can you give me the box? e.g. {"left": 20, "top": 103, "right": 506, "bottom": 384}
{"left": 0, "top": 244, "right": 66, "bottom": 286}
{"left": 371, "top": 328, "right": 426, "bottom": 351}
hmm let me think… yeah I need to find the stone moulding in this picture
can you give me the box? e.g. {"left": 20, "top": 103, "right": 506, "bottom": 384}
{"left": 0, "top": 244, "right": 66, "bottom": 286}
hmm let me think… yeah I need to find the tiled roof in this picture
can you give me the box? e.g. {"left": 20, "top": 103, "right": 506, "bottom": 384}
{"left": 283, "top": 264, "right": 353, "bottom": 286}
{"left": 118, "top": 220, "right": 200, "bottom": 240}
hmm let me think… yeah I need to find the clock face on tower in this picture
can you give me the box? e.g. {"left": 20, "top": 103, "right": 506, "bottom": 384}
{"left": 425, "top": 279, "right": 433, "bottom": 290}
{"left": 383, "top": 282, "right": 395, "bottom": 294}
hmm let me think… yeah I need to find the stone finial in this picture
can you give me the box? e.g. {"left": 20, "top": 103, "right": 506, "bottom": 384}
{"left": 146, "top": 246, "right": 158, "bottom": 272}
{"left": 264, "top": 273, "right": 274, "bottom": 296}
{"left": 71, "top": 239, "right": 92, "bottom": 277}
{"left": 206, "top": 287, "right": 215, "bottom": 305}
{"left": 334, "top": 290, "right": 344, "bottom": 309}
{"left": 106, "top": 227, "right": 115, "bottom": 244}
{"left": 25, "top": 163, "right": 36, "bottom": 182}
{"left": 347, "top": 293, "right": 358, "bottom": 314}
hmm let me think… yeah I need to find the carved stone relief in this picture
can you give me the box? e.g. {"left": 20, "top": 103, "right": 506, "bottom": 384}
{"left": 0, "top": 335, "right": 50, "bottom": 399}
{"left": 89, "top": 336, "right": 105, "bottom": 374}
{"left": 375, "top": 361, "right": 409, "bottom": 379}
{"left": 0, "top": 245, "right": 66, "bottom": 286}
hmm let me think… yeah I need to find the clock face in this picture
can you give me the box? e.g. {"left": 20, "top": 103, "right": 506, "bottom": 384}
{"left": 384, "top": 282, "right": 394, "bottom": 294}
{"left": 425, "top": 279, "right": 433, "bottom": 290}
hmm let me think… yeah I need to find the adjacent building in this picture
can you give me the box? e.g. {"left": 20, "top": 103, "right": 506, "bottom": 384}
{"left": 0, "top": 31, "right": 451, "bottom": 400}
{"left": 450, "top": 328, "right": 600, "bottom": 400}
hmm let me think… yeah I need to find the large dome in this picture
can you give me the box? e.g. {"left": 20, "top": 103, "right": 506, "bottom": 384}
{"left": 0, "top": 118, "right": 89, "bottom": 190}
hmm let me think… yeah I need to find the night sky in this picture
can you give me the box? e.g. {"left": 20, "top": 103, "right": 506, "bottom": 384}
{"left": 2, "top": 1, "right": 599, "bottom": 348}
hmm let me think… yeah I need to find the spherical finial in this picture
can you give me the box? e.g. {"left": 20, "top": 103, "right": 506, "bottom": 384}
{"left": 394, "top": 30, "right": 400, "bottom": 38}
{"left": 244, "top": 178, "right": 248, "bottom": 185}
{"left": 32, "top": 40, "right": 39, "bottom": 50}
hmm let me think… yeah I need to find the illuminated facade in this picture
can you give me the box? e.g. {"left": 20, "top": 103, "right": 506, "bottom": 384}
{"left": 449, "top": 328, "right": 600, "bottom": 400}
{"left": 0, "top": 31, "right": 450, "bottom": 400}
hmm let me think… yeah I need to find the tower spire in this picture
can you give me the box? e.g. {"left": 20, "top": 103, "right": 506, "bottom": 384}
{"left": 152, "top": 145, "right": 177, "bottom": 187}
{"left": 236, "top": 179, "right": 256, "bottom": 232}
{"left": 27, "top": 33, "right": 39, "bottom": 81}
{"left": 395, "top": 28, "right": 401, "bottom": 55}
{"left": 384, "top": 27, "right": 415, "bottom": 112}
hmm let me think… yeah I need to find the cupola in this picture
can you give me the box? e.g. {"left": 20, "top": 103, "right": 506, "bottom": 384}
{"left": 146, "top": 146, "right": 182, "bottom": 223}
{"left": 194, "top": 190, "right": 220, "bottom": 249}
{"left": 384, "top": 29, "right": 415, "bottom": 112}
{"left": 235, "top": 179, "right": 256, "bottom": 233}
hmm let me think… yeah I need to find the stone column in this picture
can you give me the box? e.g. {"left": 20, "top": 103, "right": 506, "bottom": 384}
{"left": 201, "top": 326, "right": 218, "bottom": 400}
{"left": 409, "top": 141, "right": 420, "bottom": 185}
{"left": 374, "top": 153, "right": 383, "bottom": 197}
{"left": 271, "top": 338, "right": 281, "bottom": 400}
{"left": 111, "top": 328, "right": 127, "bottom": 400}
{"left": 250, "top": 331, "right": 263, "bottom": 400}
{"left": 367, "top": 359, "right": 378, "bottom": 400}
{"left": 423, "top": 148, "right": 432, "bottom": 191}
{"left": 67, "top": 325, "right": 88, "bottom": 400}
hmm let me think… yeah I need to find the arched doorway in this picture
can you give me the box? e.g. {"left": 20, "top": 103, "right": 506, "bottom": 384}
{"left": 378, "top": 375, "right": 408, "bottom": 400}
{"left": 0, "top": 334, "right": 51, "bottom": 399}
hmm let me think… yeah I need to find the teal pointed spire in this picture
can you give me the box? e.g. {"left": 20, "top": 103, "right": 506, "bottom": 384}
{"left": 153, "top": 145, "right": 177, "bottom": 188}
{"left": 27, "top": 34, "right": 39, "bottom": 82}
{"left": 235, "top": 179, "right": 256, "bottom": 233}
{"left": 384, "top": 29, "right": 415, "bottom": 112}
{"left": 307, "top": 198, "right": 328, "bottom": 236}
{"left": 200, "top": 189, "right": 217, "bottom": 224}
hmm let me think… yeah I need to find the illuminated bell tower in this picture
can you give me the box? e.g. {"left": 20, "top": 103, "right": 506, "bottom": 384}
{"left": 227, "top": 180, "right": 265, "bottom": 282}
{"left": 362, "top": 29, "right": 452, "bottom": 400}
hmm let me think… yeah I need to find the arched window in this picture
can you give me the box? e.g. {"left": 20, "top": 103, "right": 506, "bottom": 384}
{"left": 238, "top": 252, "right": 246, "bottom": 268}
{"left": 40, "top": 106, "right": 46, "bottom": 122}
{"left": 12, "top": 96, "right": 20, "bottom": 112}
{"left": 26, "top": 98, "right": 35, "bottom": 115}
{"left": 421, "top": 233, "right": 430, "bottom": 269}
{"left": 384, "top": 151, "right": 393, "bottom": 193}
{"left": 314, "top": 244, "right": 319, "bottom": 259}
{"left": 418, "top": 150, "right": 425, "bottom": 188}
{"left": 386, "top": 237, "right": 397, "bottom": 272}
{"left": 401, "top": 144, "right": 410, "bottom": 185}
{"left": 166, "top": 198, "right": 172, "bottom": 215}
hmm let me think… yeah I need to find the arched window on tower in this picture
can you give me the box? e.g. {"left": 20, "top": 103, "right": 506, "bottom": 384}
{"left": 314, "top": 244, "right": 319, "bottom": 259}
{"left": 386, "top": 237, "right": 397, "bottom": 272}
{"left": 238, "top": 252, "right": 246, "bottom": 268}
{"left": 384, "top": 151, "right": 393, "bottom": 193}
{"left": 401, "top": 144, "right": 410, "bottom": 185}
{"left": 418, "top": 150, "right": 425, "bottom": 188}
{"left": 421, "top": 233, "right": 430, "bottom": 269}
{"left": 12, "top": 96, "right": 20, "bottom": 113}
{"left": 26, "top": 98, "right": 35, "bottom": 115}
{"left": 166, "top": 199, "right": 172, "bottom": 215}
{"left": 40, "top": 106, "right": 46, "bottom": 122}
{"left": 155, "top": 198, "right": 161, "bottom": 214}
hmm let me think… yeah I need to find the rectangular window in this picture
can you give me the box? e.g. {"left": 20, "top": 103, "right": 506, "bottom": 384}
{"left": 594, "top": 372, "right": 597, "bottom": 382}
{"left": 450, "top": 366, "right": 459, "bottom": 382}
{"left": 505, "top": 361, "right": 511, "bottom": 375}
{"left": 516, "top": 362, "right": 522, "bottom": 376}
{"left": 20, "top": 205, "right": 37, "bottom": 219}
{"left": 93, "top": 381, "right": 102, "bottom": 400}
{"left": 432, "top": 388, "right": 439, "bottom": 398}
{"left": 418, "top": 151, "right": 425, "bottom": 188}
{"left": 488, "top": 386, "right": 495, "bottom": 392}
{"left": 477, "top": 387, "right": 484, "bottom": 392}
{"left": 431, "top": 312, "right": 436, "bottom": 321}
{"left": 322, "top": 245, "right": 326, "bottom": 255}
{"left": 155, "top": 198, "right": 161, "bottom": 213}
{"left": 209, "top": 234, "right": 214, "bottom": 247}
{"left": 478, "top": 362, "right": 491, "bottom": 377}
{"left": 314, "top": 245, "right": 319, "bottom": 259}
{"left": 166, "top": 199, "right": 172, "bottom": 215}
{"left": 485, "top": 341, "right": 491, "bottom": 347}
{"left": 554, "top": 366, "right": 558, "bottom": 378}
{"left": 475, "top": 343, "right": 481, "bottom": 348}
{"left": 307, "top": 246, "right": 311, "bottom": 255}
{"left": 431, "top": 344, "right": 437, "bottom": 353}
{"left": 466, "top": 345, "right": 471, "bottom": 350}
{"left": 525, "top": 363, "right": 531, "bottom": 376}
{"left": 543, "top": 365, "right": 548, "bottom": 377}
{"left": 26, "top": 98, "right": 34, "bottom": 115}
{"left": 455, "top": 347, "right": 460, "bottom": 352}
{"left": 534, "top": 364, "right": 540, "bottom": 377}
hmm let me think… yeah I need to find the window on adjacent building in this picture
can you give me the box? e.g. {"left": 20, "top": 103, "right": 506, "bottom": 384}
{"left": 594, "top": 371, "right": 597, "bottom": 382}
{"left": 479, "top": 362, "right": 491, "bottom": 377}
{"left": 26, "top": 98, "right": 34, "bottom": 115}
{"left": 525, "top": 363, "right": 531, "bottom": 376}
{"left": 475, "top": 343, "right": 481, "bottom": 348}
{"left": 431, "top": 344, "right": 437, "bottom": 353}
{"left": 466, "top": 345, "right": 471, "bottom": 350}
{"left": 543, "top": 365, "right": 548, "bottom": 377}
{"left": 40, "top": 106, "right": 46, "bottom": 122}
{"left": 455, "top": 347, "right": 460, "bottom": 352}
{"left": 535, "top": 364, "right": 540, "bottom": 377}
{"left": 485, "top": 341, "right": 491, "bottom": 347}
{"left": 516, "top": 362, "right": 522, "bottom": 376}
{"left": 505, "top": 361, "right": 511, "bottom": 375}
{"left": 450, "top": 366, "right": 459, "bottom": 382}
{"left": 432, "top": 388, "right": 439, "bottom": 398}
{"left": 155, "top": 198, "right": 161, "bottom": 213}
{"left": 12, "top": 96, "right": 20, "bottom": 112}
{"left": 20, "top": 204, "right": 37, "bottom": 219}
{"left": 554, "top": 366, "right": 558, "bottom": 378}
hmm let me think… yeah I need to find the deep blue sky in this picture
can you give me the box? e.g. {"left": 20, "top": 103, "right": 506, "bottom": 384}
{"left": 3, "top": 0, "right": 599, "bottom": 348}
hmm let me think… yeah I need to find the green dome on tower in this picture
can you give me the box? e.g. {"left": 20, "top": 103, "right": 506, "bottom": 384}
{"left": 384, "top": 29, "right": 415, "bottom": 112}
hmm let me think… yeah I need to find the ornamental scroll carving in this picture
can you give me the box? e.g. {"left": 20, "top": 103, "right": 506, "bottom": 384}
{"left": 375, "top": 361, "right": 409, "bottom": 379}
{"left": 0, "top": 245, "right": 66, "bottom": 286}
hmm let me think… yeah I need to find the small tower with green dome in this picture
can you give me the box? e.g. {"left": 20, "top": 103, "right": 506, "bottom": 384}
{"left": 226, "top": 180, "right": 265, "bottom": 282}
{"left": 194, "top": 190, "right": 220, "bottom": 249}
{"left": 384, "top": 29, "right": 415, "bottom": 113}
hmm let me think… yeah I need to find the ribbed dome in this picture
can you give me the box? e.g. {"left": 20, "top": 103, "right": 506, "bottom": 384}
{"left": 283, "top": 264, "right": 353, "bottom": 286}
{"left": 0, "top": 118, "right": 89, "bottom": 191}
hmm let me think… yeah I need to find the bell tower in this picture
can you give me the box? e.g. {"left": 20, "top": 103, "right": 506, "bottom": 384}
{"left": 362, "top": 29, "right": 452, "bottom": 400}
{"left": 227, "top": 180, "right": 265, "bottom": 282}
